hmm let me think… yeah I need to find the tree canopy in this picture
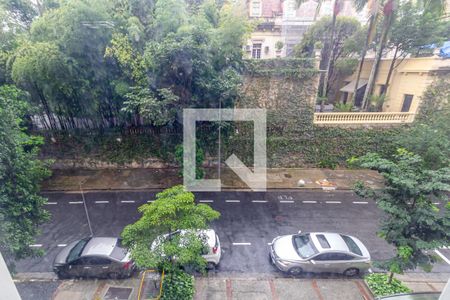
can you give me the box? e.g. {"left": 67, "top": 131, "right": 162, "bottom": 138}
{"left": 352, "top": 149, "right": 450, "bottom": 276}
{"left": 0, "top": 85, "right": 51, "bottom": 262}
{"left": 121, "top": 185, "right": 220, "bottom": 272}
{"left": 1, "top": 0, "right": 250, "bottom": 129}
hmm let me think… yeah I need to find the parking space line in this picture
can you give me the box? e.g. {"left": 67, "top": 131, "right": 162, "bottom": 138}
{"left": 29, "top": 244, "right": 42, "bottom": 248}
{"left": 45, "top": 202, "right": 57, "bottom": 205}
{"left": 353, "top": 201, "right": 368, "bottom": 204}
{"left": 57, "top": 244, "right": 67, "bottom": 247}
{"left": 280, "top": 200, "right": 294, "bottom": 203}
{"left": 147, "top": 200, "right": 154, "bottom": 203}
{"left": 302, "top": 201, "right": 317, "bottom": 203}
{"left": 95, "top": 201, "right": 109, "bottom": 204}
{"left": 226, "top": 200, "right": 240, "bottom": 203}
{"left": 325, "top": 201, "right": 341, "bottom": 204}
{"left": 69, "top": 201, "right": 83, "bottom": 204}
{"left": 121, "top": 200, "right": 135, "bottom": 203}
{"left": 199, "top": 200, "right": 214, "bottom": 203}
{"left": 252, "top": 200, "right": 268, "bottom": 203}
{"left": 232, "top": 242, "right": 251, "bottom": 245}
{"left": 434, "top": 249, "right": 450, "bottom": 265}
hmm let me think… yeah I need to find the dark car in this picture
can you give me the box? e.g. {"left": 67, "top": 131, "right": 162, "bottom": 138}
{"left": 53, "top": 237, "right": 135, "bottom": 279}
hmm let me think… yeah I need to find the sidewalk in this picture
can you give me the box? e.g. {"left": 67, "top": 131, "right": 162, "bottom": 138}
{"left": 15, "top": 272, "right": 449, "bottom": 300}
{"left": 194, "top": 276, "right": 374, "bottom": 300}
{"left": 42, "top": 167, "right": 383, "bottom": 191}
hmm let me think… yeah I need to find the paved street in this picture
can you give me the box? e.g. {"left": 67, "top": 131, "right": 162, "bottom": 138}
{"left": 13, "top": 190, "right": 450, "bottom": 276}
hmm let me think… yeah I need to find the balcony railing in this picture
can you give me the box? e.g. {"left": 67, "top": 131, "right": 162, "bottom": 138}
{"left": 314, "top": 112, "right": 416, "bottom": 124}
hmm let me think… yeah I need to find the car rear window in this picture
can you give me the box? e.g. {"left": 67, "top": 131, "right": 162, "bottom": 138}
{"left": 316, "top": 234, "right": 331, "bottom": 248}
{"left": 110, "top": 239, "right": 128, "bottom": 261}
{"left": 341, "top": 235, "right": 362, "bottom": 256}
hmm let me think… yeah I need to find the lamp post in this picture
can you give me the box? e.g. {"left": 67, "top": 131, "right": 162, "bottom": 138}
{"left": 79, "top": 179, "right": 93, "bottom": 236}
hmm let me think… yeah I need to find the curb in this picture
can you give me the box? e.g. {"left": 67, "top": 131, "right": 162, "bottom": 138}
{"left": 40, "top": 187, "right": 359, "bottom": 193}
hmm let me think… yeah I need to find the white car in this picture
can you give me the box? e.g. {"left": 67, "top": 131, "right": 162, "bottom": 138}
{"left": 151, "top": 229, "right": 221, "bottom": 269}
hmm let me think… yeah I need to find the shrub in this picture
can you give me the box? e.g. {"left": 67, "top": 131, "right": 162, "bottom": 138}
{"left": 365, "top": 273, "right": 411, "bottom": 297}
{"left": 161, "top": 271, "right": 195, "bottom": 300}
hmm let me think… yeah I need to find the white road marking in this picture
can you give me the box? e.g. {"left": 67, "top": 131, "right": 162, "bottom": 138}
{"left": 29, "top": 244, "right": 42, "bottom": 247}
{"left": 252, "top": 200, "right": 268, "bottom": 203}
{"left": 45, "top": 202, "right": 57, "bottom": 205}
{"left": 95, "top": 201, "right": 109, "bottom": 204}
{"left": 353, "top": 201, "right": 368, "bottom": 204}
{"left": 199, "top": 200, "right": 214, "bottom": 203}
{"left": 121, "top": 200, "right": 135, "bottom": 203}
{"left": 433, "top": 202, "right": 440, "bottom": 205}
{"left": 232, "top": 242, "right": 251, "bottom": 246}
{"left": 69, "top": 201, "right": 83, "bottom": 204}
{"left": 280, "top": 200, "right": 294, "bottom": 203}
{"left": 325, "top": 201, "right": 342, "bottom": 204}
{"left": 226, "top": 200, "right": 240, "bottom": 203}
{"left": 57, "top": 244, "right": 67, "bottom": 247}
{"left": 302, "top": 201, "right": 317, "bottom": 204}
{"left": 434, "top": 249, "right": 450, "bottom": 265}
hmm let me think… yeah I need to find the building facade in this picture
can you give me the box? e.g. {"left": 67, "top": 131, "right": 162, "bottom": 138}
{"left": 339, "top": 56, "right": 450, "bottom": 113}
{"left": 244, "top": 0, "right": 366, "bottom": 59}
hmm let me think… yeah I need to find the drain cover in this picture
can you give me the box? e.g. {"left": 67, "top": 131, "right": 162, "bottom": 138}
{"left": 103, "top": 287, "right": 133, "bottom": 300}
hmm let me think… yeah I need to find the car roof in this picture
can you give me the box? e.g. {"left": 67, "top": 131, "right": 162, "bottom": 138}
{"left": 311, "top": 232, "right": 349, "bottom": 253}
{"left": 81, "top": 237, "right": 118, "bottom": 257}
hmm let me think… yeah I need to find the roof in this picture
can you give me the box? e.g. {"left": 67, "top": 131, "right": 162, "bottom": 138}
{"left": 311, "top": 233, "right": 348, "bottom": 252}
{"left": 340, "top": 79, "right": 368, "bottom": 93}
{"left": 81, "top": 237, "right": 118, "bottom": 257}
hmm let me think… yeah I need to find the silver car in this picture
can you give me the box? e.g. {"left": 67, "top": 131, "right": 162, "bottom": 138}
{"left": 53, "top": 237, "right": 135, "bottom": 279}
{"left": 269, "top": 232, "right": 371, "bottom": 276}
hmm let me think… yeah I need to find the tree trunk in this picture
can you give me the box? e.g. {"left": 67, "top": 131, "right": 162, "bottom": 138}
{"left": 313, "top": 0, "right": 323, "bottom": 21}
{"left": 350, "top": 16, "right": 375, "bottom": 107}
{"left": 381, "top": 44, "right": 399, "bottom": 96}
{"left": 322, "top": 10, "right": 337, "bottom": 98}
{"left": 388, "top": 271, "right": 394, "bottom": 284}
{"left": 361, "top": 12, "right": 394, "bottom": 110}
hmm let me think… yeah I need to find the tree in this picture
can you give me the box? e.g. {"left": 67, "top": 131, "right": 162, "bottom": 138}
{"left": 352, "top": 149, "right": 450, "bottom": 282}
{"left": 397, "top": 76, "right": 450, "bottom": 170}
{"left": 381, "top": 3, "right": 449, "bottom": 96}
{"left": 121, "top": 185, "right": 220, "bottom": 272}
{"left": 11, "top": 42, "right": 88, "bottom": 130}
{"left": 0, "top": 85, "right": 51, "bottom": 263}
{"left": 295, "top": 16, "right": 363, "bottom": 102}
{"left": 360, "top": 0, "right": 449, "bottom": 109}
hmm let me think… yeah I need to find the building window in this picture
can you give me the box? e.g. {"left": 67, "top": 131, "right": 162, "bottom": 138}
{"left": 252, "top": 43, "right": 262, "bottom": 59}
{"left": 401, "top": 94, "right": 413, "bottom": 112}
{"left": 251, "top": 0, "right": 262, "bottom": 17}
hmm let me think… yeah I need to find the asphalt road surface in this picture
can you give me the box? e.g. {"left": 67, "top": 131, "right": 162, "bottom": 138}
{"left": 14, "top": 190, "right": 450, "bottom": 275}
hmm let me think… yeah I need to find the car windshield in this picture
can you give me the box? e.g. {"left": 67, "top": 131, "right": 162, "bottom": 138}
{"left": 66, "top": 238, "right": 90, "bottom": 263}
{"left": 292, "top": 234, "right": 318, "bottom": 258}
{"left": 340, "top": 235, "right": 363, "bottom": 256}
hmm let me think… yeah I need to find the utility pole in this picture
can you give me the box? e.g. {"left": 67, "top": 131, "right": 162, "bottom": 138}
{"left": 80, "top": 180, "right": 93, "bottom": 236}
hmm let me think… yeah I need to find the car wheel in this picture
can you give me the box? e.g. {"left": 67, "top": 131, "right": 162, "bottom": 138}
{"left": 56, "top": 271, "right": 69, "bottom": 280}
{"left": 343, "top": 268, "right": 359, "bottom": 277}
{"left": 288, "top": 267, "right": 303, "bottom": 275}
{"left": 206, "top": 262, "right": 216, "bottom": 270}
{"left": 108, "top": 272, "right": 121, "bottom": 280}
